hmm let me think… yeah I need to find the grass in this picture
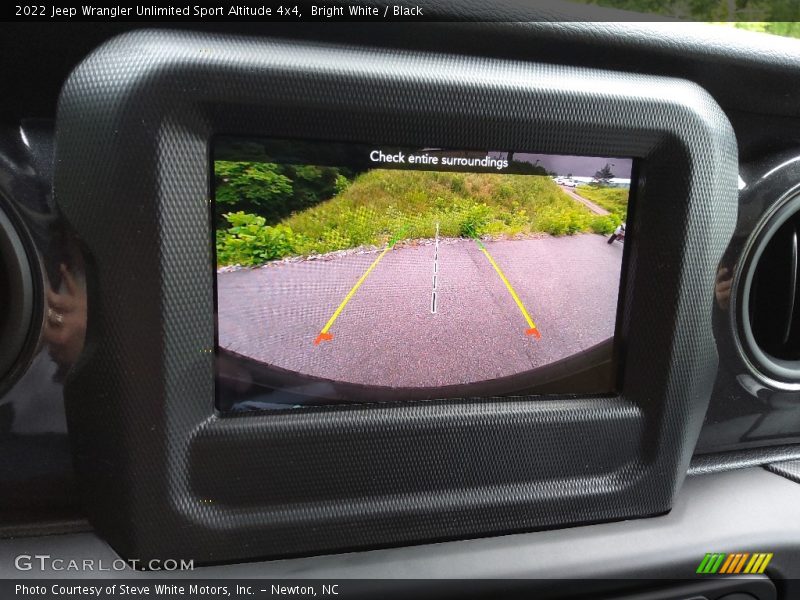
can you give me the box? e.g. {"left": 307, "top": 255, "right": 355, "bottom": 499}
{"left": 284, "top": 170, "right": 621, "bottom": 249}
{"left": 216, "top": 169, "right": 627, "bottom": 265}
{"left": 575, "top": 185, "right": 629, "bottom": 220}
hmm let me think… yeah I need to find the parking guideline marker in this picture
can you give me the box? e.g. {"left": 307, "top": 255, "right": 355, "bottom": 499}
{"left": 431, "top": 222, "right": 440, "bottom": 314}
{"left": 314, "top": 227, "right": 406, "bottom": 346}
{"left": 472, "top": 237, "right": 541, "bottom": 339}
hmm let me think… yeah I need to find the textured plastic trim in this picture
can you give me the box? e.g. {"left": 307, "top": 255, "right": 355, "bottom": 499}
{"left": 690, "top": 444, "right": 800, "bottom": 475}
{"left": 54, "top": 30, "right": 737, "bottom": 563}
{"left": 765, "top": 459, "right": 800, "bottom": 483}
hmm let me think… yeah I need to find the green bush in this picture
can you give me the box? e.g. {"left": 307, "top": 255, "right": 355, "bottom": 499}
{"left": 216, "top": 212, "right": 299, "bottom": 266}
{"left": 459, "top": 202, "right": 492, "bottom": 238}
{"left": 535, "top": 205, "right": 591, "bottom": 235}
{"left": 589, "top": 214, "right": 622, "bottom": 235}
{"left": 334, "top": 174, "right": 350, "bottom": 195}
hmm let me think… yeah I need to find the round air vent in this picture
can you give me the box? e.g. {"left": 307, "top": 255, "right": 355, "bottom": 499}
{"left": 0, "top": 202, "right": 34, "bottom": 385}
{"left": 739, "top": 193, "right": 800, "bottom": 385}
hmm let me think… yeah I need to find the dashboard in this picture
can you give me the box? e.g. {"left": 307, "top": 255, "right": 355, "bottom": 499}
{"left": 2, "top": 12, "right": 800, "bottom": 600}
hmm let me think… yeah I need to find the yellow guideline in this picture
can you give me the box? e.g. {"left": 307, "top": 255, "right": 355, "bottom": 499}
{"left": 313, "top": 229, "right": 406, "bottom": 345}
{"left": 473, "top": 238, "right": 541, "bottom": 339}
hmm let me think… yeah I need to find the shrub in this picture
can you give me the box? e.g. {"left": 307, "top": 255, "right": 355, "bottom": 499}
{"left": 459, "top": 202, "right": 492, "bottom": 237}
{"left": 334, "top": 174, "right": 350, "bottom": 195}
{"left": 589, "top": 214, "right": 621, "bottom": 235}
{"left": 216, "top": 212, "right": 298, "bottom": 266}
{"left": 536, "top": 208, "right": 590, "bottom": 235}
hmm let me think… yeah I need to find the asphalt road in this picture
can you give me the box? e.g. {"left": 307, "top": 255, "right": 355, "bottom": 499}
{"left": 558, "top": 185, "right": 610, "bottom": 215}
{"left": 217, "top": 235, "right": 624, "bottom": 388}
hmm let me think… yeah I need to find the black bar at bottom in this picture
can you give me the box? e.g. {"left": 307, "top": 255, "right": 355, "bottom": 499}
{"left": 3, "top": 577, "right": 777, "bottom": 600}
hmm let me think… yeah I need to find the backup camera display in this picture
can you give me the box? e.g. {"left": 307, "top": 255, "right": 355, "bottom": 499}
{"left": 213, "top": 138, "right": 633, "bottom": 411}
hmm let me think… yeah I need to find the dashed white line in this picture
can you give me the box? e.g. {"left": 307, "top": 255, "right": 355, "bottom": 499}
{"left": 431, "top": 222, "right": 440, "bottom": 314}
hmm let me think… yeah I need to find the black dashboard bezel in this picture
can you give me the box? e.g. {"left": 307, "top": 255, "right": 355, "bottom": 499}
{"left": 54, "top": 30, "right": 737, "bottom": 563}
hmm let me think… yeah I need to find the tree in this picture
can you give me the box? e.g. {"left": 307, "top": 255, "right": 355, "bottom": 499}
{"left": 508, "top": 159, "right": 548, "bottom": 175}
{"left": 214, "top": 161, "right": 351, "bottom": 228}
{"left": 593, "top": 163, "right": 616, "bottom": 186}
{"left": 215, "top": 161, "right": 293, "bottom": 226}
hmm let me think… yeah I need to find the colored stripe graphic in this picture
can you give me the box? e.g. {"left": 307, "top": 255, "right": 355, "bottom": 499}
{"left": 745, "top": 553, "right": 773, "bottom": 574}
{"left": 472, "top": 237, "right": 541, "bottom": 339}
{"left": 719, "top": 554, "right": 736, "bottom": 574}
{"left": 696, "top": 554, "right": 713, "bottom": 574}
{"left": 744, "top": 554, "right": 759, "bottom": 574}
{"left": 733, "top": 553, "right": 749, "bottom": 574}
{"left": 314, "top": 228, "right": 405, "bottom": 346}
{"left": 697, "top": 553, "right": 725, "bottom": 574}
{"left": 697, "top": 553, "right": 773, "bottom": 575}
{"left": 760, "top": 553, "right": 774, "bottom": 573}
{"left": 720, "top": 553, "right": 750, "bottom": 574}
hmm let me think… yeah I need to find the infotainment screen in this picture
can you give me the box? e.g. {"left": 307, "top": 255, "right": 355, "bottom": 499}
{"left": 213, "top": 138, "right": 634, "bottom": 411}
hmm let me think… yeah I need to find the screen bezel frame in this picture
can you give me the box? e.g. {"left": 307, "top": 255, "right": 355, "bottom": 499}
{"left": 55, "top": 30, "right": 737, "bottom": 563}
